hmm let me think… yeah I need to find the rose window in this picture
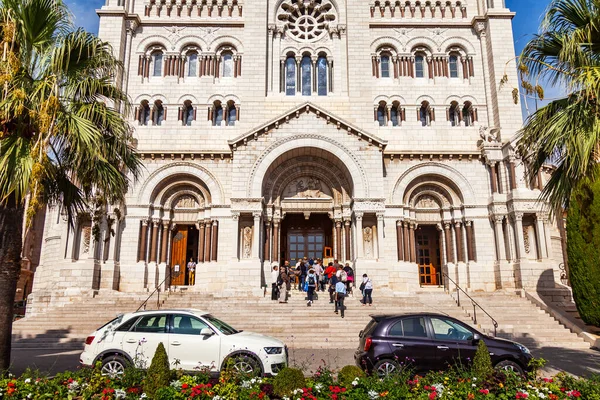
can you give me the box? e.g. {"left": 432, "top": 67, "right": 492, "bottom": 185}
{"left": 278, "top": 0, "right": 337, "bottom": 43}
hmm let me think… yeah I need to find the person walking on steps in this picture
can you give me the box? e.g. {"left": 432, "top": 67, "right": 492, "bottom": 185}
{"left": 278, "top": 265, "right": 291, "bottom": 303}
{"left": 306, "top": 269, "right": 317, "bottom": 306}
{"left": 271, "top": 264, "right": 279, "bottom": 301}
{"left": 360, "top": 274, "right": 373, "bottom": 306}
{"left": 334, "top": 278, "right": 347, "bottom": 318}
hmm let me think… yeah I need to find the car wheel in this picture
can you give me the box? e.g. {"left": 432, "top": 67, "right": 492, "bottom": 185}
{"left": 374, "top": 359, "right": 401, "bottom": 378}
{"left": 101, "top": 355, "right": 128, "bottom": 378}
{"left": 495, "top": 360, "right": 524, "bottom": 376}
{"left": 227, "top": 354, "right": 262, "bottom": 377}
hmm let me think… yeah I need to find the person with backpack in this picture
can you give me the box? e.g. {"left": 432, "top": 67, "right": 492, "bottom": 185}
{"left": 336, "top": 264, "right": 348, "bottom": 285}
{"left": 344, "top": 263, "right": 354, "bottom": 294}
{"left": 296, "top": 257, "right": 308, "bottom": 291}
{"left": 360, "top": 273, "right": 373, "bottom": 306}
{"left": 334, "top": 278, "right": 347, "bottom": 318}
{"left": 327, "top": 262, "right": 338, "bottom": 303}
{"left": 306, "top": 269, "right": 317, "bottom": 306}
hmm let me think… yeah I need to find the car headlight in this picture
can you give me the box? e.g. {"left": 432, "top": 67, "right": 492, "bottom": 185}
{"left": 264, "top": 347, "right": 283, "bottom": 355}
{"left": 515, "top": 343, "right": 530, "bottom": 354}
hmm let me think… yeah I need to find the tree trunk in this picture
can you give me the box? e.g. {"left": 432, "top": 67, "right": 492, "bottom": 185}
{"left": 0, "top": 195, "right": 24, "bottom": 372}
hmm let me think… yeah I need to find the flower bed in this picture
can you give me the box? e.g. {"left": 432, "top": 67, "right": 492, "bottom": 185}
{"left": 1, "top": 363, "right": 599, "bottom": 399}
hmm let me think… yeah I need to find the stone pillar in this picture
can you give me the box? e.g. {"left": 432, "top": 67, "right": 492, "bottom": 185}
{"left": 150, "top": 219, "right": 159, "bottom": 262}
{"left": 160, "top": 221, "right": 169, "bottom": 264}
{"left": 489, "top": 162, "right": 498, "bottom": 194}
{"left": 377, "top": 213, "right": 385, "bottom": 259}
{"left": 272, "top": 220, "right": 279, "bottom": 263}
{"left": 494, "top": 216, "right": 506, "bottom": 261}
{"left": 444, "top": 223, "right": 454, "bottom": 263}
{"left": 264, "top": 222, "right": 271, "bottom": 264}
{"left": 344, "top": 220, "right": 351, "bottom": 261}
{"left": 211, "top": 220, "right": 219, "bottom": 261}
{"left": 252, "top": 212, "right": 261, "bottom": 259}
{"left": 403, "top": 222, "right": 410, "bottom": 262}
{"left": 335, "top": 221, "right": 342, "bottom": 260}
{"left": 204, "top": 219, "right": 212, "bottom": 262}
{"left": 535, "top": 215, "right": 548, "bottom": 259}
{"left": 465, "top": 221, "right": 475, "bottom": 261}
{"left": 409, "top": 223, "right": 416, "bottom": 263}
{"left": 455, "top": 222, "right": 464, "bottom": 263}
{"left": 509, "top": 159, "right": 518, "bottom": 190}
{"left": 512, "top": 213, "right": 525, "bottom": 260}
{"left": 138, "top": 219, "right": 148, "bottom": 262}
{"left": 396, "top": 220, "right": 404, "bottom": 261}
{"left": 198, "top": 222, "right": 205, "bottom": 263}
{"left": 355, "top": 213, "right": 364, "bottom": 258}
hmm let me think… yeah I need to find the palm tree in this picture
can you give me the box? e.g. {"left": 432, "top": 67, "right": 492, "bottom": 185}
{"left": 516, "top": 0, "right": 600, "bottom": 210}
{"left": 0, "top": 0, "right": 142, "bottom": 371}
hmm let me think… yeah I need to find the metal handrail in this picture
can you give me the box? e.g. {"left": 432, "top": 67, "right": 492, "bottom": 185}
{"left": 442, "top": 271, "right": 498, "bottom": 337}
{"left": 136, "top": 271, "right": 171, "bottom": 312}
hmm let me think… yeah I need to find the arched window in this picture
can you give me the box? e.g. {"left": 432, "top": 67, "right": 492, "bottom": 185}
{"left": 187, "top": 53, "right": 198, "bottom": 77}
{"left": 227, "top": 101, "right": 237, "bottom": 126}
{"left": 285, "top": 56, "right": 296, "bottom": 96}
{"left": 182, "top": 100, "right": 195, "bottom": 126}
{"left": 448, "top": 101, "right": 460, "bottom": 126}
{"left": 138, "top": 100, "right": 150, "bottom": 126}
{"left": 152, "top": 100, "right": 164, "bottom": 125}
{"left": 317, "top": 56, "right": 328, "bottom": 96}
{"left": 152, "top": 51, "right": 163, "bottom": 77}
{"left": 213, "top": 101, "right": 224, "bottom": 126}
{"left": 419, "top": 101, "right": 432, "bottom": 126}
{"left": 222, "top": 52, "right": 234, "bottom": 77}
{"left": 449, "top": 54, "right": 459, "bottom": 78}
{"left": 415, "top": 55, "right": 425, "bottom": 78}
{"left": 377, "top": 102, "right": 387, "bottom": 126}
{"left": 463, "top": 101, "right": 475, "bottom": 126}
{"left": 301, "top": 56, "right": 312, "bottom": 96}
{"left": 380, "top": 55, "right": 391, "bottom": 78}
{"left": 391, "top": 102, "right": 401, "bottom": 127}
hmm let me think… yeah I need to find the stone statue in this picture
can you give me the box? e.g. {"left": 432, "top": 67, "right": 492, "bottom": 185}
{"left": 175, "top": 195, "right": 197, "bottom": 209}
{"left": 243, "top": 227, "right": 252, "bottom": 259}
{"left": 364, "top": 227, "right": 373, "bottom": 258}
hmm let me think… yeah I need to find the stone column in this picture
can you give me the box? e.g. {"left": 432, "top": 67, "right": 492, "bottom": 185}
{"left": 272, "top": 220, "right": 280, "bottom": 263}
{"left": 211, "top": 220, "right": 219, "bottom": 261}
{"left": 198, "top": 222, "right": 205, "bottom": 263}
{"left": 335, "top": 221, "right": 342, "bottom": 259}
{"left": 377, "top": 213, "right": 385, "bottom": 259}
{"left": 465, "top": 221, "right": 475, "bottom": 261}
{"left": 455, "top": 222, "right": 464, "bottom": 263}
{"left": 509, "top": 159, "right": 518, "bottom": 190}
{"left": 204, "top": 219, "right": 212, "bottom": 262}
{"left": 264, "top": 222, "right": 271, "bottom": 264}
{"left": 150, "top": 219, "right": 159, "bottom": 262}
{"left": 535, "top": 215, "right": 548, "bottom": 259}
{"left": 138, "top": 219, "right": 148, "bottom": 262}
{"left": 511, "top": 214, "right": 523, "bottom": 261}
{"left": 438, "top": 223, "right": 446, "bottom": 265}
{"left": 160, "top": 221, "right": 169, "bottom": 263}
{"left": 396, "top": 220, "right": 404, "bottom": 261}
{"left": 489, "top": 162, "right": 498, "bottom": 194}
{"left": 409, "top": 223, "right": 416, "bottom": 263}
{"left": 444, "top": 223, "right": 454, "bottom": 263}
{"left": 355, "top": 213, "right": 364, "bottom": 258}
{"left": 252, "top": 212, "right": 261, "bottom": 259}
{"left": 494, "top": 216, "right": 506, "bottom": 261}
{"left": 344, "top": 220, "right": 351, "bottom": 261}
{"left": 403, "top": 222, "right": 410, "bottom": 262}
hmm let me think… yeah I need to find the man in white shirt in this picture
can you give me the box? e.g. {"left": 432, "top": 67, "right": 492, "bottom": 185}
{"left": 334, "top": 280, "right": 347, "bottom": 318}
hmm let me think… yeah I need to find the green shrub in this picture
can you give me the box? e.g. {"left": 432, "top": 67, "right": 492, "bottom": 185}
{"left": 273, "top": 367, "right": 305, "bottom": 397}
{"left": 472, "top": 340, "right": 493, "bottom": 379}
{"left": 567, "top": 180, "right": 600, "bottom": 326}
{"left": 144, "top": 342, "right": 171, "bottom": 398}
{"left": 337, "top": 365, "right": 365, "bottom": 387}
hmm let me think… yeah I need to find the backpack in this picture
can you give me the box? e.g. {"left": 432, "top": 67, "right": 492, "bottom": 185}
{"left": 308, "top": 275, "right": 316, "bottom": 285}
{"left": 341, "top": 271, "right": 348, "bottom": 282}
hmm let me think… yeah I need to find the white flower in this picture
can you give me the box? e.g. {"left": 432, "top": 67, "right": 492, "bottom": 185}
{"left": 170, "top": 380, "right": 182, "bottom": 389}
{"left": 114, "top": 389, "right": 126, "bottom": 399}
{"left": 292, "top": 388, "right": 303, "bottom": 395}
{"left": 472, "top": 384, "right": 477, "bottom": 387}
{"left": 352, "top": 378, "right": 360, "bottom": 387}
{"left": 24, "top": 379, "right": 31, "bottom": 384}
{"left": 139, "top": 394, "right": 147, "bottom": 399}
{"left": 240, "top": 380, "right": 251, "bottom": 388}
{"left": 212, "top": 396, "right": 223, "bottom": 400}
{"left": 68, "top": 381, "right": 80, "bottom": 392}
{"left": 314, "top": 383, "right": 323, "bottom": 392}
{"left": 539, "top": 394, "right": 546, "bottom": 399}
{"left": 472, "top": 377, "right": 477, "bottom": 381}
{"left": 368, "top": 390, "right": 380, "bottom": 399}
{"left": 433, "top": 383, "right": 444, "bottom": 394}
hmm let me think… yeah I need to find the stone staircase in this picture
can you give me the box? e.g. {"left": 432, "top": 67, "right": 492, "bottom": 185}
{"left": 12, "top": 288, "right": 591, "bottom": 353}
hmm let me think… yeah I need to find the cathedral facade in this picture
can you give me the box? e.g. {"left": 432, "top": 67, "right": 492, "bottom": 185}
{"left": 29, "top": 0, "right": 565, "bottom": 311}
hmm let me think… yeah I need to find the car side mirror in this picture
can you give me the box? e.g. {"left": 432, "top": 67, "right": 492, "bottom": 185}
{"left": 200, "top": 328, "right": 214, "bottom": 336}
{"left": 472, "top": 333, "right": 482, "bottom": 343}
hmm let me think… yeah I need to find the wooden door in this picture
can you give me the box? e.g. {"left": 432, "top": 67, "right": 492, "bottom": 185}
{"left": 287, "top": 231, "right": 324, "bottom": 265}
{"left": 417, "top": 228, "right": 439, "bottom": 285}
{"left": 170, "top": 227, "right": 188, "bottom": 286}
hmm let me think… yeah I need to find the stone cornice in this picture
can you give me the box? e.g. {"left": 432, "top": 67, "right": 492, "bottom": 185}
{"left": 228, "top": 102, "right": 388, "bottom": 150}
{"left": 384, "top": 152, "right": 482, "bottom": 162}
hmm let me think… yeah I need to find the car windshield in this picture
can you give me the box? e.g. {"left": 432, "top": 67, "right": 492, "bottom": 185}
{"left": 98, "top": 314, "right": 124, "bottom": 331}
{"left": 204, "top": 315, "right": 239, "bottom": 335}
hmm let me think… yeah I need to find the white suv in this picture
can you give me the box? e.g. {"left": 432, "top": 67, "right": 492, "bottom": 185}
{"left": 80, "top": 309, "right": 287, "bottom": 377}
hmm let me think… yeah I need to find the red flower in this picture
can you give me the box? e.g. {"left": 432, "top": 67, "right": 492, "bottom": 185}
{"left": 515, "top": 392, "right": 528, "bottom": 399}
{"left": 7, "top": 382, "right": 15, "bottom": 388}
{"left": 567, "top": 390, "right": 581, "bottom": 398}
{"left": 479, "top": 389, "right": 489, "bottom": 395}
{"left": 429, "top": 392, "right": 437, "bottom": 400}
{"left": 182, "top": 383, "right": 189, "bottom": 389}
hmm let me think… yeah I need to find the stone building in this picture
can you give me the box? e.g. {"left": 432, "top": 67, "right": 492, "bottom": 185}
{"left": 29, "top": 0, "right": 564, "bottom": 311}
